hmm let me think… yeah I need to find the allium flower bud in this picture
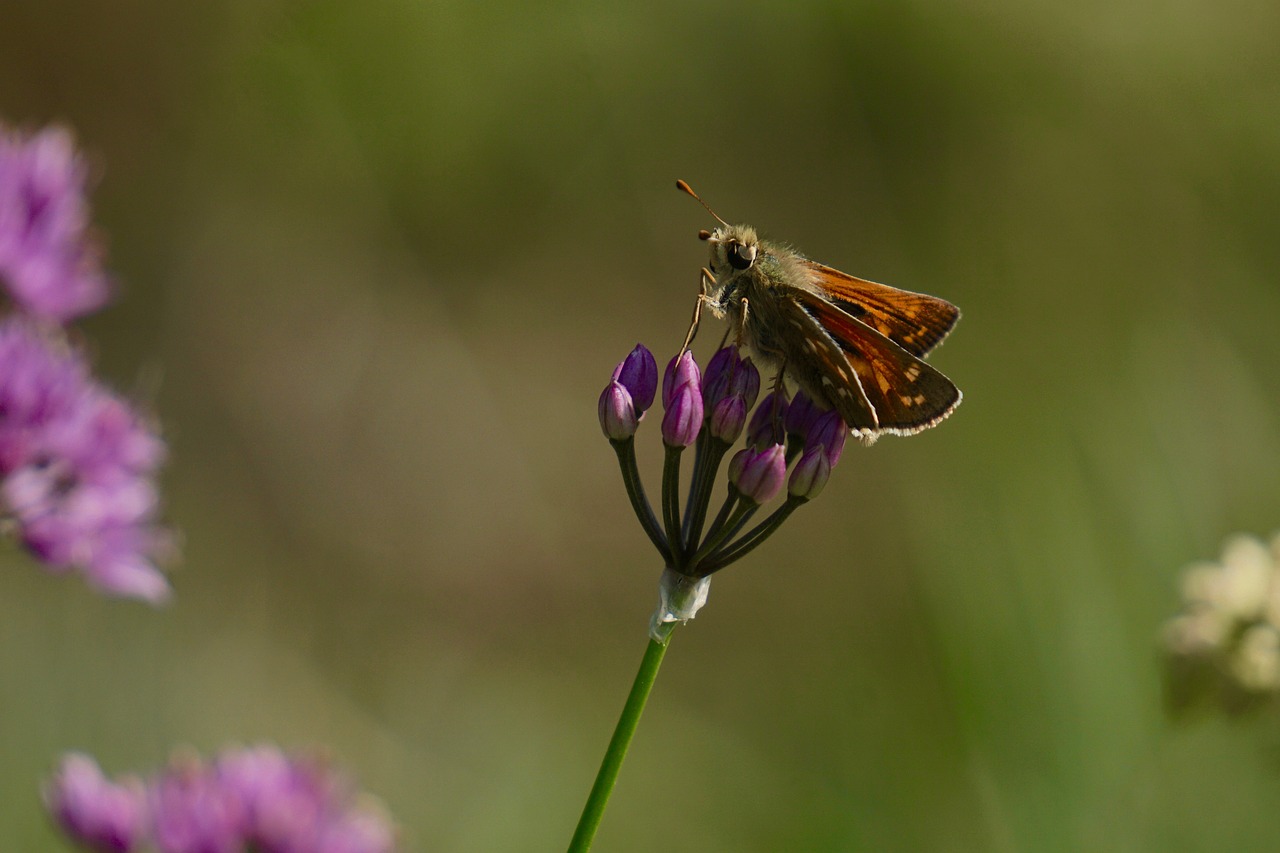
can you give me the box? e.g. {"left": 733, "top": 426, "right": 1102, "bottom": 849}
{"left": 701, "top": 347, "right": 760, "bottom": 412}
{"left": 708, "top": 396, "right": 747, "bottom": 443}
{"left": 807, "top": 410, "right": 848, "bottom": 468}
{"left": 662, "top": 351, "right": 700, "bottom": 408}
{"left": 746, "top": 391, "right": 788, "bottom": 449}
{"left": 732, "top": 356, "right": 762, "bottom": 410}
{"left": 45, "top": 754, "right": 149, "bottom": 853}
{"left": 598, "top": 381, "right": 639, "bottom": 440}
{"left": 612, "top": 344, "right": 657, "bottom": 415}
{"left": 788, "top": 445, "right": 832, "bottom": 500}
{"left": 661, "top": 380, "right": 703, "bottom": 447}
{"left": 728, "top": 444, "right": 787, "bottom": 504}
{"left": 783, "top": 389, "right": 822, "bottom": 440}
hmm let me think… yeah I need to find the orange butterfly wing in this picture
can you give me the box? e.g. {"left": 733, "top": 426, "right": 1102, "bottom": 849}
{"left": 800, "top": 260, "right": 959, "bottom": 358}
{"left": 794, "top": 289, "right": 961, "bottom": 436}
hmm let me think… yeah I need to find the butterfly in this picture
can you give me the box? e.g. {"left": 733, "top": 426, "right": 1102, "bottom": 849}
{"left": 677, "top": 180, "right": 961, "bottom": 442}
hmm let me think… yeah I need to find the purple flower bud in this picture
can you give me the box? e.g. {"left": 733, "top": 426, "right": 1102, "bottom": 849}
{"left": 611, "top": 344, "right": 657, "bottom": 414}
{"left": 708, "top": 395, "right": 747, "bottom": 443}
{"left": 0, "top": 125, "right": 112, "bottom": 322}
{"left": 729, "top": 444, "right": 787, "bottom": 504}
{"left": 783, "top": 389, "right": 823, "bottom": 440}
{"left": 807, "top": 409, "right": 848, "bottom": 468}
{"left": 45, "top": 754, "right": 149, "bottom": 853}
{"left": 701, "top": 347, "right": 736, "bottom": 407}
{"left": 661, "top": 380, "right": 703, "bottom": 447}
{"left": 746, "top": 390, "right": 788, "bottom": 449}
{"left": 788, "top": 445, "right": 832, "bottom": 500}
{"left": 662, "top": 351, "right": 700, "bottom": 408}
{"left": 598, "top": 381, "right": 639, "bottom": 440}
{"left": 732, "top": 356, "right": 761, "bottom": 410}
{"left": 703, "top": 347, "right": 762, "bottom": 416}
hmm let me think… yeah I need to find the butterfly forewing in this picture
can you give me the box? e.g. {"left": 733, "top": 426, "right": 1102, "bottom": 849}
{"left": 800, "top": 260, "right": 959, "bottom": 357}
{"left": 796, "top": 290, "right": 961, "bottom": 434}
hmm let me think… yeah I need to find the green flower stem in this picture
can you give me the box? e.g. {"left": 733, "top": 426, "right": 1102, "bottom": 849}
{"left": 701, "top": 485, "right": 741, "bottom": 546}
{"left": 683, "top": 437, "right": 730, "bottom": 551}
{"left": 688, "top": 499, "right": 756, "bottom": 570}
{"left": 566, "top": 633, "right": 673, "bottom": 853}
{"left": 699, "top": 496, "right": 806, "bottom": 575}
{"left": 680, "top": 430, "right": 710, "bottom": 545}
{"left": 612, "top": 439, "right": 671, "bottom": 564}
{"left": 661, "top": 445, "right": 686, "bottom": 567}
{"left": 722, "top": 502, "right": 760, "bottom": 545}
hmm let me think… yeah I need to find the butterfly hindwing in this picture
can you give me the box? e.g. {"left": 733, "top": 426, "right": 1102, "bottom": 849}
{"left": 795, "top": 290, "right": 961, "bottom": 435}
{"left": 766, "top": 291, "right": 881, "bottom": 433}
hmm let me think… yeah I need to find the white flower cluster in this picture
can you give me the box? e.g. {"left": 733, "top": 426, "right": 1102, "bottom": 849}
{"left": 1165, "top": 533, "right": 1280, "bottom": 696}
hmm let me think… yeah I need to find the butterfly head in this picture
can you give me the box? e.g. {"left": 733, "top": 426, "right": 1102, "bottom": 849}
{"left": 700, "top": 225, "right": 760, "bottom": 277}
{"left": 677, "top": 180, "right": 761, "bottom": 277}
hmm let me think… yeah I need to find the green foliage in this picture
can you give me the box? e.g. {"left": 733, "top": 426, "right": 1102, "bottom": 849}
{"left": 2, "top": 0, "right": 1280, "bottom": 849}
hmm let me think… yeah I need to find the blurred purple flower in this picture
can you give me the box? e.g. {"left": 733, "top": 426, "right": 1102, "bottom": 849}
{"left": 315, "top": 807, "right": 398, "bottom": 853}
{"left": 0, "top": 318, "right": 169, "bottom": 603}
{"left": 149, "top": 757, "right": 244, "bottom": 853}
{"left": 0, "top": 124, "right": 111, "bottom": 322}
{"left": 45, "top": 754, "right": 149, "bottom": 853}
{"left": 47, "top": 746, "right": 397, "bottom": 853}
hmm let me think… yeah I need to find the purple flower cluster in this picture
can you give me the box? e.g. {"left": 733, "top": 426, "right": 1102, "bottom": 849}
{"left": 46, "top": 747, "right": 397, "bottom": 853}
{"left": 0, "top": 125, "right": 111, "bottom": 321}
{"left": 0, "top": 123, "right": 169, "bottom": 602}
{"left": 599, "top": 344, "right": 849, "bottom": 582}
{"left": 0, "top": 320, "right": 170, "bottom": 601}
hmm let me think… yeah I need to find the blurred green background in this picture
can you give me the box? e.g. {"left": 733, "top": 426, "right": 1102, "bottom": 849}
{"left": 3, "top": 1, "right": 1280, "bottom": 850}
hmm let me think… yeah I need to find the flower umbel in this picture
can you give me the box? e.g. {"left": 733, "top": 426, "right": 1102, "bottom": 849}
{"left": 576, "top": 340, "right": 958, "bottom": 853}
{"left": 46, "top": 746, "right": 397, "bottom": 853}
{"left": 0, "top": 120, "right": 172, "bottom": 603}
{"left": 1164, "top": 532, "right": 1280, "bottom": 713}
{"left": 600, "top": 344, "right": 854, "bottom": 637}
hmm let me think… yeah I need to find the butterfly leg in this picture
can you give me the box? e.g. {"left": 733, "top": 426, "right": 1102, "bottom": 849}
{"left": 734, "top": 297, "right": 751, "bottom": 349}
{"left": 770, "top": 360, "right": 790, "bottom": 432}
{"left": 680, "top": 267, "right": 718, "bottom": 353}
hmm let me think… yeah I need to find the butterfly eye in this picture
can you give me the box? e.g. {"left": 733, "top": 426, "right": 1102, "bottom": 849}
{"left": 727, "top": 242, "right": 756, "bottom": 271}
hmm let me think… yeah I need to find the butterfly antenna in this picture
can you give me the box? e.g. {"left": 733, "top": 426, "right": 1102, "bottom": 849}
{"left": 676, "top": 180, "right": 730, "bottom": 228}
